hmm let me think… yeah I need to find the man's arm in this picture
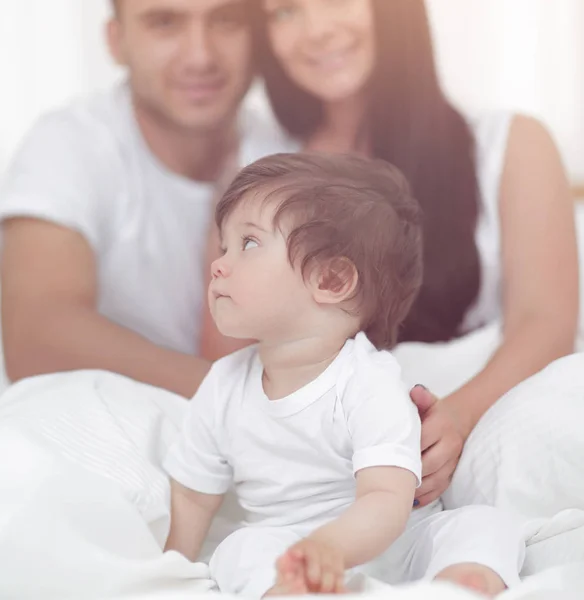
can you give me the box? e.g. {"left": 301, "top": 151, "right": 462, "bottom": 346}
{"left": 1, "top": 218, "right": 210, "bottom": 397}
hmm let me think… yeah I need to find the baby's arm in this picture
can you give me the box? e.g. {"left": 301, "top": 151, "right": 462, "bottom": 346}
{"left": 277, "top": 466, "right": 415, "bottom": 594}
{"left": 163, "top": 361, "right": 233, "bottom": 561}
{"left": 310, "top": 465, "right": 415, "bottom": 566}
{"left": 165, "top": 479, "right": 223, "bottom": 562}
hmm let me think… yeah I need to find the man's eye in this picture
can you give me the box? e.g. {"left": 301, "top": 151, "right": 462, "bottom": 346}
{"left": 243, "top": 238, "right": 259, "bottom": 251}
{"left": 147, "top": 13, "right": 179, "bottom": 30}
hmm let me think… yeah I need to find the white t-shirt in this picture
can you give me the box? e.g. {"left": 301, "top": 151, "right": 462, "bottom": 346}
{"left": 461, "top": 111, "right": 513, "bottom": 333}
{"left": 164, "top": 332, "right": 422, "bottom": 532}
{"left": 0, "top": 83, "right": 296, "bottom": 355}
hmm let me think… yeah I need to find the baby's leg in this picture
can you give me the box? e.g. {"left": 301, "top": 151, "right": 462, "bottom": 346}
{"left": 209, "top": 526, "right": 303, "bottom": 598}
{"left": 406, "top": 505, "right": 526, "bottom": 596}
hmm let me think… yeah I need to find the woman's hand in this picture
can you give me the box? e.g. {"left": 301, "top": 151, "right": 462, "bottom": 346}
{"left": 410, "top": 386, "right": 468, "bottom": 507}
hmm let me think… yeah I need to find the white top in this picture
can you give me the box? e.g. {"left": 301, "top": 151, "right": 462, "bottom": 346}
{"left": 461, "top": 111, "right": 513, "bottom": 332}
{"left": 164, "top": 333, "right": 422, "bottom": 532}
{"left": 0, "top": 83, "right": 296, "bottom": 354}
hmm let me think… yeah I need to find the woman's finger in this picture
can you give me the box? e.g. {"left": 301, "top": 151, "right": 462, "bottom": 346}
{"left": 421, "top": 440, "right": 454, "bottom": 477}
{"left": 414, "top": 487, "right": 443, "bottom": 508}
{"left": 416, "top": 459, "right": 457, "bottom": 498}
{"left": 420, "top": 412, "right": 443, "bottom": 452}
{"left": 410, "top": 385, "right": 439, "bottom": 416}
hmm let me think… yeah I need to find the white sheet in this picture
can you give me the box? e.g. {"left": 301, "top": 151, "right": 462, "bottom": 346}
{"left": 0, "top": 357, "right": 583, "bottom": 599}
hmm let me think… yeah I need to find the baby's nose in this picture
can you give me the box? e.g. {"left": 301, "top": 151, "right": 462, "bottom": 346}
{"left": 211, "top": 256, "right": 231, "bottom": 279}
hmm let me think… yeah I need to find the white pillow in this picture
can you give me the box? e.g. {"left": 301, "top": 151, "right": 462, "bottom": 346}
{"left": 443, "top": 354, "right": 584, "bottom": 519}
{"left": 0, "top": 370, "right": 187, "bottom": 530}
{"left": 393, "top": 322, "right": 500, "bottom": 398}
{"left": 0, "top": 369, "right": 243, "bottom": 556}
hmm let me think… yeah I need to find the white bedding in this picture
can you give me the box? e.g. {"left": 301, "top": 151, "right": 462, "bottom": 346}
{"left": 0, "top": 205, "right": 582, "bottom": 599}
{"left": 0, "top": 328, "right": 584, "bottom": 599}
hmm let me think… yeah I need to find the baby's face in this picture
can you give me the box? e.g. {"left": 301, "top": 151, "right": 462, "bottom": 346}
{"left": 209, "top": 197, "right": 314, "bottom": 342}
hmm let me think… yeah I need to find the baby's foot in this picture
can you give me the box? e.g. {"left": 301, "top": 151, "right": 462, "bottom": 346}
{"left": 456, "top": 572, "right": 491, "bottom": 595}
{"left": 435, "top": 564, "right": 506, "bottom": 598}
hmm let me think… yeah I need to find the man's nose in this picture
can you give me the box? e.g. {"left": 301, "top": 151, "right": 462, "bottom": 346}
{"left": 180, "top": 22, "right": 215, "bottom": 71}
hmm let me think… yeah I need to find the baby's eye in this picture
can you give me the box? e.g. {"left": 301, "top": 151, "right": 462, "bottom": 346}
{"left": 243, "top": 238, "right": 259, "bottom": 251}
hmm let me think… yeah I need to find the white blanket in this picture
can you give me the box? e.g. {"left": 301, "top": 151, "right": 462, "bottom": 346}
{"left": 0, "top": 328, "right": 583, "bottom": 599}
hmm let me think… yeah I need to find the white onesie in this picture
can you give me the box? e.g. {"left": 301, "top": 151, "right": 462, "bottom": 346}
{"left": 165, "top": 333, "right": 525, "bottom": 597}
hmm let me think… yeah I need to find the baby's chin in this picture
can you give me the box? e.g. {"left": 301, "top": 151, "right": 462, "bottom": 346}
{"left": 220, "top": 330, "right": 255, "bottom": 341}
{"left": 214, "top": 318, "right": 256, "bottom": 342}
{"left": 211, "top": 304, "right": 264, "bottom": 341}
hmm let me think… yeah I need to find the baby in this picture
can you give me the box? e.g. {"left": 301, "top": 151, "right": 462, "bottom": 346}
{"left": 164, "top": 153, "right": 525, "bottom": 598}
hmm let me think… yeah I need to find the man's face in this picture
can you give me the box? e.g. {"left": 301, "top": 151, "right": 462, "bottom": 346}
{"left": 108, "top": 0, "right": 253, "bottom": 133}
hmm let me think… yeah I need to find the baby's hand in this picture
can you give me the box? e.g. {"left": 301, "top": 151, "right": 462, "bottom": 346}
{"left": 277, "top": 538, "right": 346, "bottom": 594}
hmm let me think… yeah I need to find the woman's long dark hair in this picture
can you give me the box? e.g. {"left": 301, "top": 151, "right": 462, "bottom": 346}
{"left": 249, "top": 0, "right": 481, "bottom": 343}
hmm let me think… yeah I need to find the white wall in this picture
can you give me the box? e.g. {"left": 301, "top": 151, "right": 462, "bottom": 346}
{"left": 427, "top": 0, "right": 584, "bottom": 182}
{"left": 1, "top": 0, "right": 583, "bottom": 181}
{"left": 0, "top": 0, "right": 122, "bottom": 170}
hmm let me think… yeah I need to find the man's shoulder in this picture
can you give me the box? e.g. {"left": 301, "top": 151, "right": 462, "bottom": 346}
{"left": 0, "top": 84, "right": 135, "bottom": 247}
{"left": 22, "top": 83, "right": 131, "bottom": 154}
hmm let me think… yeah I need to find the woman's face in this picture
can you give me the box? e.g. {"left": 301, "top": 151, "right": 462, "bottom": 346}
{"left": 262, "top": 0, "right": 375, "bottom": 104}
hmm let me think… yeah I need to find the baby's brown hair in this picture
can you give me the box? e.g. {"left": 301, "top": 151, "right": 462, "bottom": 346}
{"left": 216, "top": 153, "right": 423, "bottom": 350}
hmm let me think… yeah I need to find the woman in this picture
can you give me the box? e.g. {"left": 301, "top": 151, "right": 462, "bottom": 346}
{"left": 204, "top": 0, "right": 578, "bottom": 507}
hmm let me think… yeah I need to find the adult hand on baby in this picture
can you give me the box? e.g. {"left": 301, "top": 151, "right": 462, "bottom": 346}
{"left": 276, "top": 538, "right": 346, "bottom": 595}
{"left": 410, "top": 386, "right": 467, "bottom": 507}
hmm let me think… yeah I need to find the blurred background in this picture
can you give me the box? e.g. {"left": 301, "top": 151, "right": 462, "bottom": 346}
{"left": 1, "top": 0, "right": 583, "bottom": 190}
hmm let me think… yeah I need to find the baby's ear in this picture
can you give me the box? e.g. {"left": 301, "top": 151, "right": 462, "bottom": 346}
{"left": 311, "top": 257, "right": 358, "bottom": 305}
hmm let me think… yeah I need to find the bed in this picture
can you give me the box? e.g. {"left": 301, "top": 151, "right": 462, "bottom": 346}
{"left": 0, "top": 204, "right": 583, "bottom": 599}
{"left": 0, "top": 332, "right": 583, "bottom": 599}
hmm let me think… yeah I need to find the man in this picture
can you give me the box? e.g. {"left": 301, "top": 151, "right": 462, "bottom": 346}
{"left": 0, "top": 0, "right": 292, "bottom": 397}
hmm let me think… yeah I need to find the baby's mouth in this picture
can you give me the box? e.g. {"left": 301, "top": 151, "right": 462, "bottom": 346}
{"left": 213, "top": 291, "right": 231, "bottom": 300}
